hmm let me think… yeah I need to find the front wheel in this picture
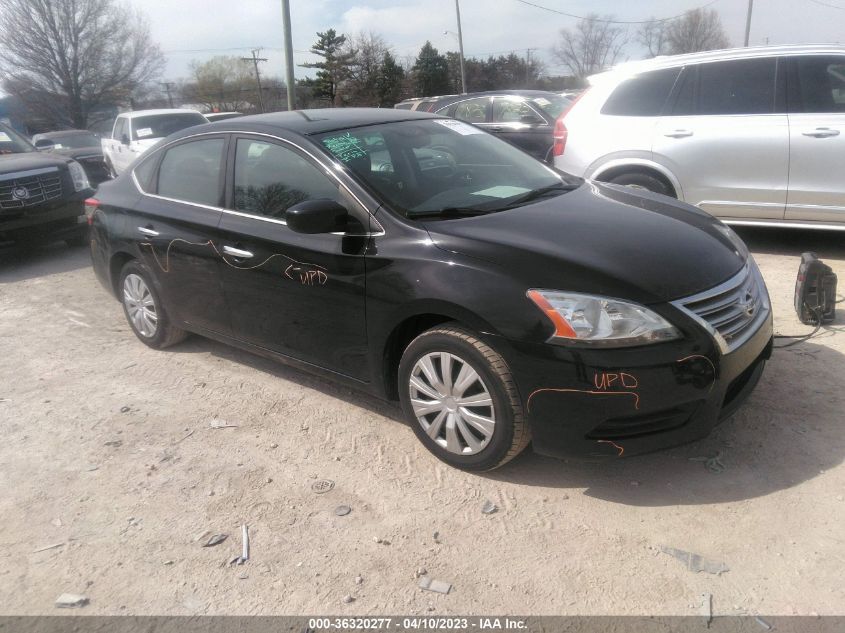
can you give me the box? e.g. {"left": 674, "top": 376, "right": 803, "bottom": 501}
{"left": 398, "top": 325, "right": 530, "bottom": 471}
{"left": 119, "top": 260, "right": 188, "bottom": 349}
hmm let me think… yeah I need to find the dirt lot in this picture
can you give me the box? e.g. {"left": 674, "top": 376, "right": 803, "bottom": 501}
{"left": 0, "top": 227, "right": 843, "bottom": 616}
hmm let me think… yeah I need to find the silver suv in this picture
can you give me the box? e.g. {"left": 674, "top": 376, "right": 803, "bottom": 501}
{"left": 554, "top": 45, "right": 845, "bottom": 229}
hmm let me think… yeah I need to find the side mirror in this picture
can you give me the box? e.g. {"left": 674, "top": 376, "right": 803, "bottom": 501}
{"left": 121, "top": 134, "right": 130, "bottom": 146}
{"left": 285, "top": 199, "right": 348, "bottom": 234}
{"left": 34, "top": 139, "right": 55, "bottom": 150}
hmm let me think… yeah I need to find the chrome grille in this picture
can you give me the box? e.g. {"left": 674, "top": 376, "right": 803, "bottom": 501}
{"left": 0, "top": 168, "right": 63, "bottom": 210}
{"left": 673, "top": 262, "right": 770, "bottom": 354}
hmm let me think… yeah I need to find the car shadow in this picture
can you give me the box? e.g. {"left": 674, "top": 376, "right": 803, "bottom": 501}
{"left": 172, "top": 332, "right": 844, "bottom": 508}
{"left": 0, "top": 240, "right": 91, "bottom": 283}
{"left": 733, "top": 225, "right": 845, "bottom": 260}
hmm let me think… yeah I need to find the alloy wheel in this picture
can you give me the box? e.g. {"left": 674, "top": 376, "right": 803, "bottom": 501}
{"left": 408, "top": 352, "right": 496, "bottom": 455}
{"left": 123, "top": 273, "right": 158, "bottom": 338}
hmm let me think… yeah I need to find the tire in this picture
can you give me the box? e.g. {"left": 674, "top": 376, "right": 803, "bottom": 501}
{"left": 118, "top": 259, "right": 188, "bottom": 349}
{"left": 607, "top": 171, "right": 675, "bottom": 197}
{"left": 398, "top": 324, "right": 530, "bottom": 471}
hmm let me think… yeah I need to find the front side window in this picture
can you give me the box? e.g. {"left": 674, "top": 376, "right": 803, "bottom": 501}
{"left": 232, "top": 138, "right": 340, "bottom": 219}
{"left": 113, "top": 118, "right": 127, "bottom": 142}
{"left": 791, "top": 56, "right": 845, "bottom": 113}
{"left": 131, "top": 113, "right": 207, "bottom": 141}
{"left": 697, "top": 58, "right": 776, "bottom": 115}
{"left": 316, "top": 119, "right": 577, "bottom": 219}
{"left": 156, "top": 138, "right": 224, "bottom": 206}
{"left": 602, "top": 67, "right": 681, "bottom": 116}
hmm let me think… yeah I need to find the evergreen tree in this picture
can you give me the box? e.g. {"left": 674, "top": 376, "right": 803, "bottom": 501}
{"left": 300, "top": 29, "right": 356, "bottom": 105}
{"left": 376, "top": 51, "right": 405, "bottom": 107}
{"left": 412, "top": 41, "right": 449, "bottom": 97}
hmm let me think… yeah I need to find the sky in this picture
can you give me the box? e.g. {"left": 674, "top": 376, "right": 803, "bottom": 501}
{"left": 132, "top": 0, "right": 845, "bottom": 83}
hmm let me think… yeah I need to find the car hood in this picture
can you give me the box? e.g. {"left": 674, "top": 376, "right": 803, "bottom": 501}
{"left": 0, "top": 152, "right": 71, "bottom": 175}
{"left": 422, "top": 181, "right": 746, "bottom": 304}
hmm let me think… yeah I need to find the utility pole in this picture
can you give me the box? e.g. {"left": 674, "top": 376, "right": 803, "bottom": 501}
{"left": 281, "top": 0, "right": 296, "bottom": 110}
{"left": 454, "top": 0, "right": 467, "bottom": 94}
{"left": 744, "top": 0, "right": 754, "bottom": 47}
{"left": 241, "top": 49, "right": 268, "bottom": 113}
{"left": 160, "top": 82, "right": 175, "bottom": 108}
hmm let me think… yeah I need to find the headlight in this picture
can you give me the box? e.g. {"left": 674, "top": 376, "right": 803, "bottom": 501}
{"left": 67, "top": 160, "right": 90, "bottom": 192}
{"left": 527, "top": 289, "right": 681, "bottom": 347}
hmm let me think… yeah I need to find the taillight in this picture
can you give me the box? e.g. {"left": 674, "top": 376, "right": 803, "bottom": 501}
{"left": 552, "top": 117, "right": 568, "bottom": 157}
{"left": 553, "top": 89, "right": 588, "bottom": 157}
{"left": 84, "top": 197, "right": 99, "bottom": 225}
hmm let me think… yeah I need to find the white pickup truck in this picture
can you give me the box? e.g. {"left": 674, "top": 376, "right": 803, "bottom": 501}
{"left": 102, "top": 109, "right": 208, "bottom": 176}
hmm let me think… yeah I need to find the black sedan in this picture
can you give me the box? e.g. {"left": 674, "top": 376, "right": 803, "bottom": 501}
{"left": 32, "top": 129, "right": 110, "bottom": 185}
{"left": 88, "top": 109, "right": 772, "bottom": 471}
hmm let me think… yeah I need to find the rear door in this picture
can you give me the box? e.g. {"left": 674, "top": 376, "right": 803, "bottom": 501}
{"left": 487, "top": 96, "right": 552, "bottom": 161}
{"left": 215, "top": 135, "right": 370, "bottom": 381}
{"left": 111, "top": 117, "right": 131, "bottom": 174}
{"left": 653, "top": 57, "right": 789, "bottom": 219}
{"left": 132, "top": 135, "right": 232, "bottom": 335}
{"left": 785, "top": 54, "right": 845, "bottom": 222}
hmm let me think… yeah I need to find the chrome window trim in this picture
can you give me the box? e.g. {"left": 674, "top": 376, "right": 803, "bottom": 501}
{"left": 130, "top": 130, "right": 385, "bottom": 237}
{"left": 0, "top": 166, "right": 60, "bottom": 181}
{"left": 671, "top": 261, "right": 771, "bottom": 355}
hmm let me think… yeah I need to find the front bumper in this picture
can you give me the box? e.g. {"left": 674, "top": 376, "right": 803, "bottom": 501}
{"left": 0, "top": 198, "right": 88, "bottom": 241}
{"left": 498, "top": 309, "right": 773, "bottom": 459}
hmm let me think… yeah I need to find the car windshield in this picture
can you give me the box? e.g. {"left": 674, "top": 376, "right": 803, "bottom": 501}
{"left": 530, "top": 94, "right": 571, "bottom": 119}
{"left": 130, "top": 113, "right": 207, "bottom": 141}
{"left": 315, "top": 119, "right": 579, "bottom": 218}
{"left": 0, "top": 125, "right": 36, "bottom": 154}
{"left": 44, "top": 132, "right": 100, "bottom": 149}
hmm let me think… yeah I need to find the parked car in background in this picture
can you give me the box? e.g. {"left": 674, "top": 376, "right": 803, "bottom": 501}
{"left": 555, "top": 45, "right": 845, "bottom": 229}
{"left": 32, "top": 129, "right": 110, "bottom": 185}
{"left": 102, "top": 109, "right": 208, "bottom": 176}
{"left": 88, "top": 109, "right": 771, "bottom": 471}
{"left": 204, "top": 112, "right": 244, "bottom": 122}
{"left": 397, "top": 90, "right": 572, "bottom": 162}
{"left": 0, "top": 122, "right": 92, "bottom": 246}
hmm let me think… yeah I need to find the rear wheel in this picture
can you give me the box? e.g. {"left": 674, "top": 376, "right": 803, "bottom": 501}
{"left": 119, "top": 260, "right": 187, "bottom": 349}
{"left": 398, "top": 325, "right": 530, "bottom": 471}
{"left": 606, "top": 171, "right": 675, "bottom": 197}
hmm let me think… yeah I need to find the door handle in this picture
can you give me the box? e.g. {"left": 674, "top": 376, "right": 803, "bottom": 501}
{"left": 223, "top": 245, "right": 254, "bottom": 259}
{"left": 137, "top": 226, "right": 159, "bottom": 237}
{"left": 664, "top": 129, "right": 693, "bottom": 138}
{"left": 802, "top": 128, "right": 840, "bottom": 138}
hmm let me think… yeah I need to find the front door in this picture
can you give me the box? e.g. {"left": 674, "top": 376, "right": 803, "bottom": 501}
{"left": 216, "top": 135, "right": 370, "bottom": 381}
{"left": 133, "top": 135, "right": 231, "bottom": 335}
{"left": 653, "top": 57, "right": 789, "bottom": 220}
{"left": 785, "top": 55, "right": 845, "bottom": 223}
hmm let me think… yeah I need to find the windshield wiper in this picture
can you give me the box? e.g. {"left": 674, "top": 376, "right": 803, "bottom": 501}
{"left": 500, "top": 182, "right": 580, "bottom": 209}
{"left": 406, "top": 207, "right": 489, "bottom": 220}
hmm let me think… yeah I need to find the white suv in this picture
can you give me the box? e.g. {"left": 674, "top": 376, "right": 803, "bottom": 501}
{"left": 554, "top": 45, "right": 845, "bottom": 229}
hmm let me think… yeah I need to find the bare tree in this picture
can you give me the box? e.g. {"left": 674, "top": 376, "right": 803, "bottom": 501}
{"left": 665, "top": 9, "right": 730, "bottom": 55}
{"left": 344, "top": 32, "right": 391, "bottom": 106}
{"left": 182, "top": 56, "right": 259, "bottom": 113}
{"left": 552, "top": 14, "right": 628, "bottom": 79}
{"left": 0, "top": 0, "right": 164, "bottom": 129}
{"left": 638, "top": 18, "right": 668, "bottom": 58}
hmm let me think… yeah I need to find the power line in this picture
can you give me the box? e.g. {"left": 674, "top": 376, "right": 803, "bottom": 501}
{"left": 807, "top": 0, "right": 845, "bottom": 9}
{"left": 511, "top": 0, "right": 722, "bottom": 24}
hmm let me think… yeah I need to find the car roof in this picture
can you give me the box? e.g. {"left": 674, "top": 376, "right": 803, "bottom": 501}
{"left": 196, "top": 108, "right": 440, "bottom": 136}
{"left": 118, "top": 109, "right": 205, "bottom": 119}
{"left": 34, "top": 129, "right": 94, "bottom": 139}
{"left": 593, "top": 43, "right": 845, "bottom": 82}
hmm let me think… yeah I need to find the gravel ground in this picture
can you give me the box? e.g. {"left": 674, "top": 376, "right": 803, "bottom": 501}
{"left": 0, "top": 227, "right": 843, "bottom": 616}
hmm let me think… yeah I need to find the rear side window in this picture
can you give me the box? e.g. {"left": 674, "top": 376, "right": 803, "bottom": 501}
{"left": 790, "top": 56, "right": 845, "bottom": 113}
{"left": 449, "top": 97, "right": 490, "bottom": 123}
{"left": 601, "top": 68, "right": 681, "bottom": 116}
{"left": 156, "top": 138, "right": 224, "bottom": 206}
{"left": 697, "top": 58, "right": 776, "bottom": 115}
